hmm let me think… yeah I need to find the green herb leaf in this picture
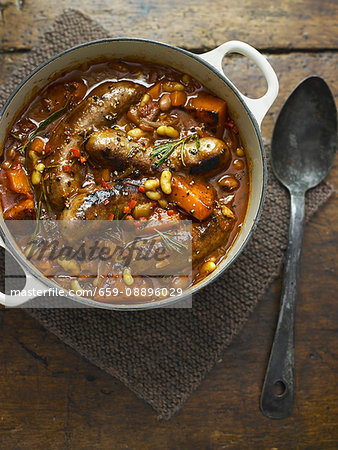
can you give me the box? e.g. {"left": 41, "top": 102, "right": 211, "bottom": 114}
{"left": 150, "top": 132, "right": 198, "bottom": 168}
{"left": 19, "top": 98, "right": 72, "bottom": 155}
{"left": 156, "top": 229, "right": 188, "bottom": 254}
{"left": 196, "top": 133, "right": 200, "bottom": 152}
{"left": 180, "top": 140, "right": 186, "bottom": 167}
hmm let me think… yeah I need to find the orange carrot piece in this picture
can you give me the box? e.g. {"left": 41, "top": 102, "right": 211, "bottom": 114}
{"left": 187, "top": 93, "right": 227, "bottom": 137}
{"left": 170, "top": 175, "right": 215, "bottom": 221}
{"left": 148, "top": 82, "right": 162, "bottom": 100}
{"left": 3, "top": 198, "right": 35, "bottom": 220}
{"left": 6, "top": 166, "right": 32, "bottom": 196}
{"left": 170, "top": 91, "right": 187, "bottom": 107}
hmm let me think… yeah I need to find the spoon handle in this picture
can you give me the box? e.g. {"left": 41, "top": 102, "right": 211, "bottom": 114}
{"left": 260, "top": 191, "right": 305, "bottom": 419}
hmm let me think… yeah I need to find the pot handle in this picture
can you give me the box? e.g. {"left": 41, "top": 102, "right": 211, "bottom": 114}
{"left": 200, "top": 40, "right": 279, "bottom": 128}
{"left": 0, "top": 234, "right": 47, "bottom": 307}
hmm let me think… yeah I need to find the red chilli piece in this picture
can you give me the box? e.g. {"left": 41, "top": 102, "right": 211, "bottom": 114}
{"left": 128, "top": 199, "right": 137, "bottom": 210}
{"left": 79, "top": 156, "right": 87, "bottom": 164}
{"left": 104, "top": 199, "right": 110, "bottom": 206}
{"left": 108, "top": 213, "right": 114, "bottom": 220}
{"left": 168, "top": 209, "right": 175, "bottom": 216}
{"left": 63, "top": 165, "right": 71, "bottom": 173}
{"left": 138, "top": 185, "right": 146, "bottom": 193}
{"left": 123, "top": 206, "right": 131, "bottom": 214}
{"left": 70, "top": 148, "right": 81, "bottom": 157}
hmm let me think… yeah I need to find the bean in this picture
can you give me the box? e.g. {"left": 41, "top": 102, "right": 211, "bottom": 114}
{"left": 201, "top": 261, "right": 216, "bottom": 275}
{"left": 156, "top": 125, "right": 179, "bottom": 139}
{"left": 144, "top": 178, "right": 160, "bottom": 190}
{"left": 163, "top": 81, "right": 185, "bottom": 92}
{"left": 127, "top": 127, "right": 144, "bottom": 138}
{"left": 31, "top": 170, "right": 41, "bottom": 185}
{"left": 35, "top": 163, "right": 45, "bottom": 172}
{"left": 160, "top": 169, "right": 172, "bottom": 194}
{"left": 29, "top": 150, "right": 39, "bottom": 164}
{"left": 123, "top": 267, "right": 134, "bottom": 286}
{"left": 218, "top": 175, "right": 239, "bottom": 191}
{"left": 146, "top": 190, "right": 161, "bottom": 201}
{"left": 159, "top": 94, "right": 172, "bottom": 111}
{"left": 140, "top": 93, "right": 150, "bottom": 107}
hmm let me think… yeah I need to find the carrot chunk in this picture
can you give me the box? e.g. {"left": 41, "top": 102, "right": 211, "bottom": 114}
{"left": 170, "top": 175, "right": 215, "bottom": 221}
{"left": 6, "top": 166, "right": 32, "bottom": 196}
{"left": 148, "top": 82, "right": 162, "bottom": 100}
{"left": 3, "top": 198, "right": 35, "bottom": 220}
{"left": 187, "top": 93, "right": 227, "bottom": 137}
{"left": 170, "top": 91, "right": 187, "bottom": 107}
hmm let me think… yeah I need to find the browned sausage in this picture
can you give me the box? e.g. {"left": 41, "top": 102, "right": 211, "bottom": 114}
{"left": 85, "top": 129, "right": 230, "bottom": 174}
{"left": 45, "top": 81, "right": 146, "bottom": 211}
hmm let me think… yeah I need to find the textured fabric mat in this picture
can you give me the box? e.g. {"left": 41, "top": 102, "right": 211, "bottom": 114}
{"left": 0, "top": 9, "right": 333, "bottom": 420}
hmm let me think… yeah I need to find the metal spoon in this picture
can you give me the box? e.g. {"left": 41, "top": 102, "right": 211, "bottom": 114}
{"left": 260, "top": 76, "right": 337, "bottom": 419}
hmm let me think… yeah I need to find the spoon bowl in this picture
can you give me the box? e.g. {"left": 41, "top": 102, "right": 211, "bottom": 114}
{"left": 271, "top": 76, "right": 337, "bottom": 192}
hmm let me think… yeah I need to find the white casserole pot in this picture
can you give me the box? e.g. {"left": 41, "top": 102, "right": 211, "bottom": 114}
{"left": 0, "top": 39, "right": 278, "bottom": 309}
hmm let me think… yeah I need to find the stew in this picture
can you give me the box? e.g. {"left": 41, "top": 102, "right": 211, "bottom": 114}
{"left": 0, "top": 60, "right": 250, "bottom": 303}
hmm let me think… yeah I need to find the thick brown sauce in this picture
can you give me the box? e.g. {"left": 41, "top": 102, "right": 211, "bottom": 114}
{"left": 0, "top": 60, "right": 249, "bottom": 303}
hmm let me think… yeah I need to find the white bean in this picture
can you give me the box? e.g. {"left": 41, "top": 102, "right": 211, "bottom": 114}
{"left": 31, "top": 170, "right": 41, "bottom": 185}
{"left": 160, "top": 170, "right": 172, "bottom": 194}
{"left": 123, "top": 268, "right": 134, "bottom": 286}
{"left": 144, "top": 178, "right": 160, "bottom": 190}
{"left": 146, "top": 190, "right": 161, "bottom": 201}
{"left": 156, "top": 125, "right": 179, "bottom": 139}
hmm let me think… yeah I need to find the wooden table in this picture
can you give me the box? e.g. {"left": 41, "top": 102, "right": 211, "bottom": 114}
{"left": 0, "top": 1, "right": 337, "bottom": 448}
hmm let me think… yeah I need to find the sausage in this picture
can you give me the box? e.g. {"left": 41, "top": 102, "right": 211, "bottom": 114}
{"left": 44, "top": 81, "right": 146, "bottom": 211}
{"left": 85, "top": 129, "right": 230, "bottom": 174}
{"left": 60, "top": 183, "right": 147, "bottom": 222}
{"left": 191, "top": 207, "right": 233, "bottom": 264}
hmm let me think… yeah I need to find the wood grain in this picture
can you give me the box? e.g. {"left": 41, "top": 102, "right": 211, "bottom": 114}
{"left": 0, "top": 14, "right": 337, "bottom": 447}
{"left": 0, "top": 0, "right": 337, "bottom": 53}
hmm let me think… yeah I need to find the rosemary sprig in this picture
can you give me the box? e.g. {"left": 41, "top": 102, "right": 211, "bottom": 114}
{"left": 156, "top": 229, "right": 188, "bottom": 254}
{"left": 11, "top": 133, "right": 21, "bottom": 141}
{"left": 196, "top": 133, "right": 200, "bottom": 152}
{"left": 19, "top": 97, "right": 72, "bottom": 155}
{"left": 41, "top": 177, "right": 51, "bottom": 215}
{"left": 150, "top": 132, "right": 199, "bottom": 168}
{"left": 114, "top": 205, "right": 119, "bottom": 220}
{"left": 32, "top": 192, "right": 43, "bottom": 238}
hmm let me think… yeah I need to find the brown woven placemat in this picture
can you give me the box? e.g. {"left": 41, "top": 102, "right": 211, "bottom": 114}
{"left": 0, "top": 9, "right": 333, "bottom": 420}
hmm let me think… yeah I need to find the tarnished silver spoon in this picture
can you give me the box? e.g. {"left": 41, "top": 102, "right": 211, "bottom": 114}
{"left": 260, "top": 76, "right": 337, "bottom": 419}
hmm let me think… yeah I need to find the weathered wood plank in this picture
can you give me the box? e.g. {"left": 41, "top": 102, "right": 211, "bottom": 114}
{"left": 0, "top": 51, "right": 337, "bottom": 448}
{"left": 0, "top": 0, "right": 337, "bottom": 53}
